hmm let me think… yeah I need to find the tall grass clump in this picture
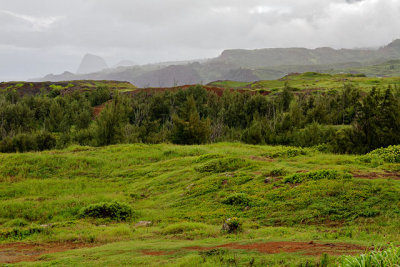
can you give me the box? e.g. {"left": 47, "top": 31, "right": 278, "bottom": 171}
{"left": 195, "top": 157, "right": 250, "bottom": 173}
{"left": 340, "top": 245, "right": 400, "bottom": 267}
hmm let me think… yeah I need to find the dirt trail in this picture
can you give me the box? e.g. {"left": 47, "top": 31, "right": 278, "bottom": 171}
{"left": 352, "top": 171, "right": 400, "bottom": 180}
{"left": 0, "top": 242, "right": 94, "bottom": 264}
{"left": 184, "top": 241, "right": 367, "bottom": 256}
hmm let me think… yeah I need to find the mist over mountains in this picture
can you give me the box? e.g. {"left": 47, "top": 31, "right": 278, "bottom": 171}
{"left": 31, "top": 39, "right": 400, "bottom": 87}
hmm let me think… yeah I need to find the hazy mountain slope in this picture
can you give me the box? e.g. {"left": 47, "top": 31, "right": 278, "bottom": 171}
{"left": 32, "top": 39, "right": 400, "bottom": 86}
{"left": 212, "top": 40, "right": 400, "bottom": 68}
{"left": 77, "top": 54, "right": 108, "bottom": 74}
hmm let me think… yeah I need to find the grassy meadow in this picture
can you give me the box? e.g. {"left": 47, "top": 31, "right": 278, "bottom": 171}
{"left": 1, "top": 143, "right": 400, "bottom": 266}
{"left": 208, "top": 72, "right": 400, "bottom": 93}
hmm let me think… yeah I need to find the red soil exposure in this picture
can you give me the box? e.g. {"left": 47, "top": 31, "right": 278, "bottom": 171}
{"left": 249, "top": 155, "right": 275, "bottom": 162}
{"left": 184, "top": 241, "right": 367, "bottom": 256}
{"left": 0, "top": 242, "right": 94, "bottom": 264}
{"left": 92, "top": 100, "right": 112, "bottom": 118}
{"left": 141, "top": 250, "right": 176, "bottom": 256}
{"left": 352, "top": 171, "right": 400, "bottom": 180}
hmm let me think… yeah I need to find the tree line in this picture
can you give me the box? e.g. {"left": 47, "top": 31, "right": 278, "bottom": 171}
{"left": 0, "top": 83, "right": 399, "bottom": 154}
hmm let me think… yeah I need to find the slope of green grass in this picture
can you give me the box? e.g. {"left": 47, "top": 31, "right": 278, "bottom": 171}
{"left": 208, "top": 73, "right": 400, "bottom": 94}
{"left": 1, "top": 143, "right": 400, "bottom": 266}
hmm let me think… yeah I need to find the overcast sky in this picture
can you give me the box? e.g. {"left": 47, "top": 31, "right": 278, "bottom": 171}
{"left": 0, "top": 0, "right": 399, "bottom": 81}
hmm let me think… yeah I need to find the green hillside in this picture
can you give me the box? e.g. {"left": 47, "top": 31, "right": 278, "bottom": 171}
{"left": 0, "top": 80, "right": 137, "bottom": 96}
{"left": 209, "top": 72, "right": 400, "bottom": 93}
{"left": 336, "top": 59, "right": 400, "bottom": 77}
{"left": 1, "top": 143, "right": 400, "bottom": 266}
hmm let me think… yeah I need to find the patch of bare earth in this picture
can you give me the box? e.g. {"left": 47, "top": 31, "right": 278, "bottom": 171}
{"left": 249, "top": 156, "right": 275, "bottom": 162}
{"left": 184, "top": 241, "right": 367, "bottom": 256}
{"left": 141, "top": 250, "right": 175, "bottom": 256}
{"left": 0, "top": 242, "right": 95, "bottom": 264}
{"left": 352, "top": 171, "right": 400, "bottom": 180}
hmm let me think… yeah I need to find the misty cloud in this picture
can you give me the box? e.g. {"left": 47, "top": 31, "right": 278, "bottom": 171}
{"left": 0, "top": 0, "right": 399, "bottom": 81}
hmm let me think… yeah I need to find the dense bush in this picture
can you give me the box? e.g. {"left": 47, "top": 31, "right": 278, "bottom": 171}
{"left": 79, "top": 201, "right": 134, "bottom": 221}
{"left": 367, "top": 145, "right": 400, "bottom": 163}
{"left": 222, "top": 217, "right": 242, "bottom": 233}
{"left": 1, "top": 83, "right": 400, "bottom": 153}
{"left": 222, "top": 193, "right": 252, "bottom": 206}
{"left": 0, "top": 132, "right": 56, "bottom": 153}
{"left": 265, "top": 147, "right": 308, "bottom": 158}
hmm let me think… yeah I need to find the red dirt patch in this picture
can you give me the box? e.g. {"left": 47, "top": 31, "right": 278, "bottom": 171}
{"left": 249, "top": 156, "right": 275, "bottom": 162}
{"left": 0, "top": 242, "right": 95, "bottom": 264}
{"left": 352, "top": 171, "right": 400, "bottom": 180}
{"left": 184, "top": 241, "right": 367, "bottom": 256}
{"left": 141, "top": 250, "right": 176, "bottom": 256}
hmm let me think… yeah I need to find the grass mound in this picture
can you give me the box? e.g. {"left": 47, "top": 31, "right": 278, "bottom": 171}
{"left": 195, "top": 157, "right": 251, "bottom": 173}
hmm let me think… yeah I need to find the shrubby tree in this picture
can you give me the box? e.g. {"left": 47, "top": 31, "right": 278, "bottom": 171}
{"left": 171, "top": 96, "right": 210, "bottom": 145}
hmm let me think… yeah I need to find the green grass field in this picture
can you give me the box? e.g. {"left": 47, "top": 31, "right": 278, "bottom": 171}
{"left": 1, "top": 143, "right": 400, "bottom": 266}
{"left": 208, "top": 72, "right": 400, "bottom": 94}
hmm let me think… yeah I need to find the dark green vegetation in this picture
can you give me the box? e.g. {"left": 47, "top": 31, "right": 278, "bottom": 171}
{"left": 1, "top": 74, "right": 400, "bottom": 154}
{"left": 0, "top": 80, "right": 136, "bottom": 96}
{"left": 1, "top": 143, "right": 400, "bottom": 266}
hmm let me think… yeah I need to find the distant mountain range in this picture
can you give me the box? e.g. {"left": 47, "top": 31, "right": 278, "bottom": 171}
{"left": 30, "top": 39, "right": 400, "bottom": 87}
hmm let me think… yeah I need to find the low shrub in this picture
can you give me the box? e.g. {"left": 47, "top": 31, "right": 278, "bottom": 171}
{"left": 283, "top": 170, "right": 352, "bottom": 184}
{"left": 0, "top": 225, "right": 49, "bottom": 240}
{"left": 367, "top": 145, "right": 400, "bottom": 163}
{"left": 222, "top": 217, "right": 242, "bottom": 233}
{"left": 195, "top": 158, "right": 250, "bottom": 173}
{"left": 264, "top": 147, "right": 308, "bottom": 158}
{"left": 4, "top": 218, "right": 29, "bottom": 227}
{"left": 269, "top": 168, "right": 288, "bottom": 177}
{"left": 79, "top": 201, "right": 134, "bottom": 221}
{"left": 162, "top": 222, "right": 208, "bottom": 235}
{"left": 222, "top": 193, "right": 251, "bottom": 206}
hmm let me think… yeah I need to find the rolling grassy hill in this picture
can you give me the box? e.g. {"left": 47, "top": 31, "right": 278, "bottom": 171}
{"left": 208, "top": 72, "right": 400, "bottom": 94}
{"left": 0, "top": 80, "right": 137, "bottom": 96}
{"left": 1, "top": 143, "right": 400, "bottom": 266}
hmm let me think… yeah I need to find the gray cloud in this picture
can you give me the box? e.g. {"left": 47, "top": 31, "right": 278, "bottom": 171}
{"left": 0, "top": 0, "right": 399, "bottom": 81}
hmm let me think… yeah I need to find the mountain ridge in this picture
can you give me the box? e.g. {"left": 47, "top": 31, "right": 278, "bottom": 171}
{"left": 31, "top": 39, "right": 400, "bottom": 87}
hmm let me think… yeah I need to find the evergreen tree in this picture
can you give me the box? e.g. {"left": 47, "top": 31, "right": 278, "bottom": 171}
{"left": 171, "top": 96, "right": 210, "bottom": 144}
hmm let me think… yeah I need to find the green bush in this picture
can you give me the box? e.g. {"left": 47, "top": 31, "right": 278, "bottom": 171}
{"left": 195, "top": 158, "right": 250, "bottom": 173}
{"left": 4, "top": 218, "right": 29, "bottom": 227}
{"left": 269, "top": 168, "right": 287, "bottom": 177}
{"left": 283, "top": 170, "right": 352, "bottom": 184}
{"left": 162, "top": 222, "right": 208, "bottom": 235}
{"left": 367, "top": 145, "right": 400, "bottom": 163}
{"left": 222, "top": 217, "right": 242, "bottom": 233}
{"left": 264, "top": 147, "right": 308, "bottom": 158}
{"left": 222, "top": 193, "right": 251, "bottom": 206}
{"left": 79, "top": 201, "right": 134, "bottom": 221}
{"left": 0, "top": 225, "right": 48, "bottom": 240}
